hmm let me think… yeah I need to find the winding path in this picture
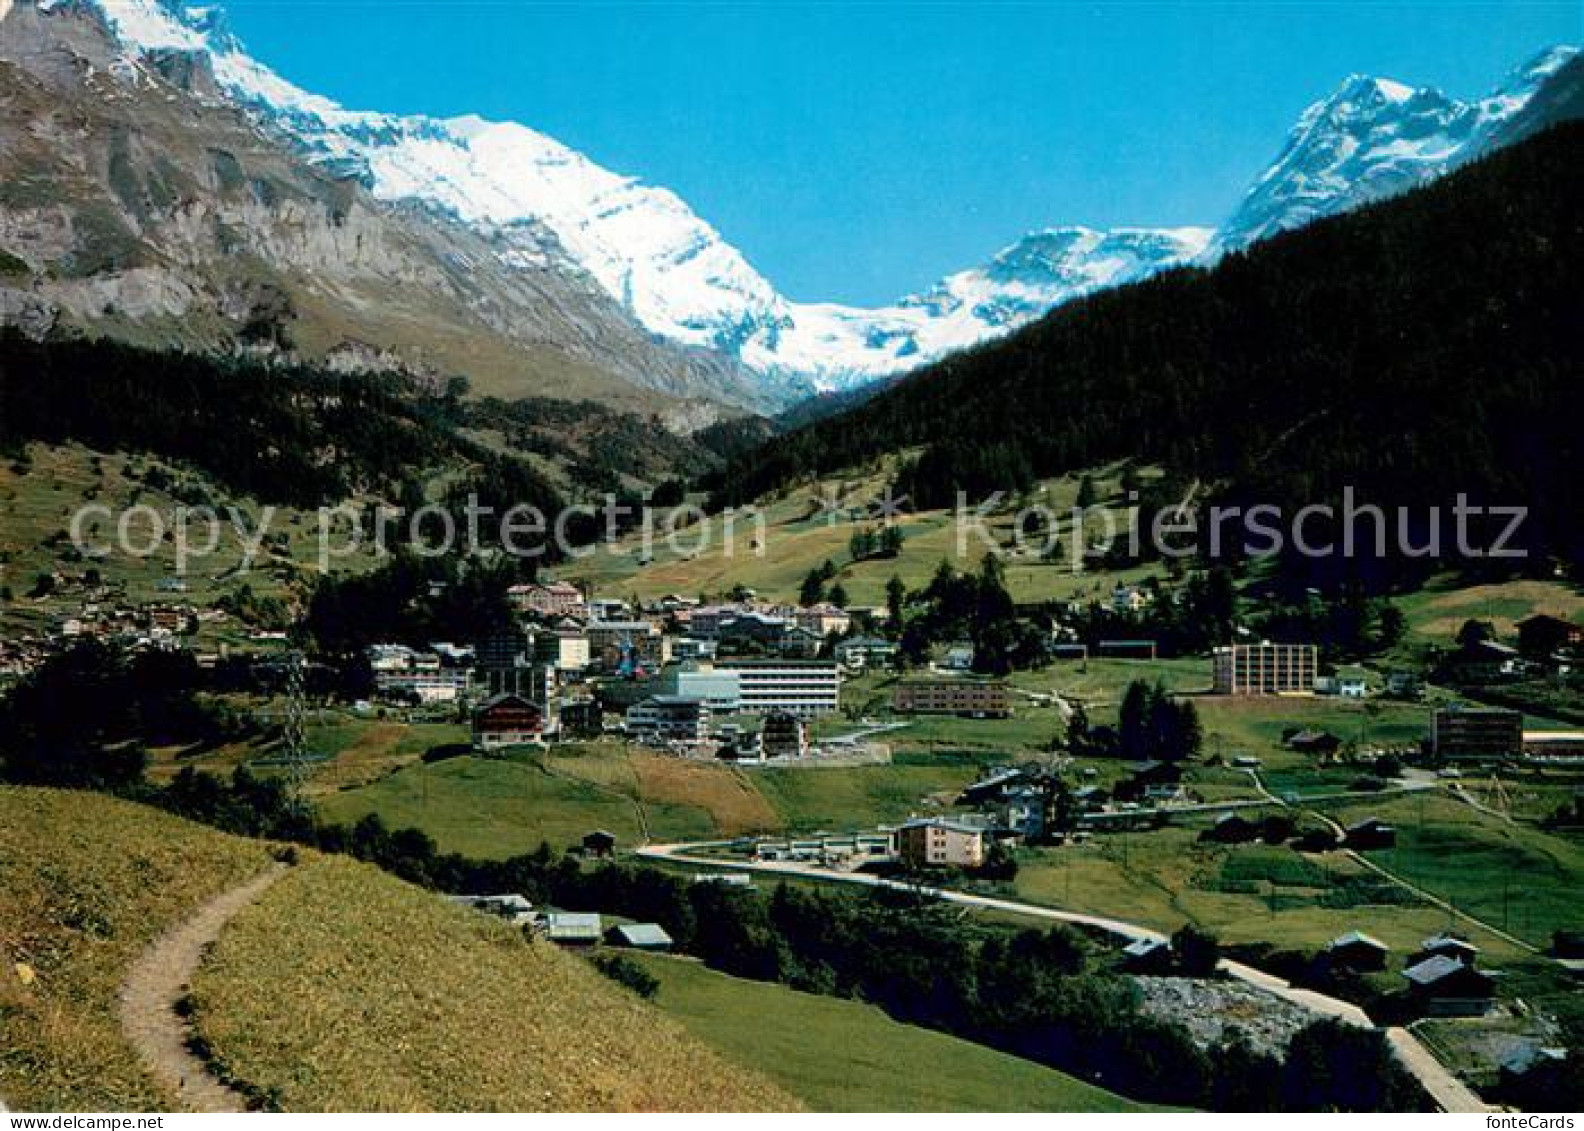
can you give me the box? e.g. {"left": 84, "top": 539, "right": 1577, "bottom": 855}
{"left": 639, "top": 842, "right": 1493, "bottom": 1113}
{"left": 118, "top": 864, "right": 288, "bottom": 1113}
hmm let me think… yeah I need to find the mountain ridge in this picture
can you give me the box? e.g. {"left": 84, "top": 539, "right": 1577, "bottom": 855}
{"left": 0, "top": 0, "right": 775, "bottom": 418}
{"left": 1211, "top": 44, "right": 1581, "bottom": 253}
{"left": 2, "top": 0, "right": 1577, "bottom": 406}
{"left": 704, "top": 122, "right": 1584, "bottom": 565}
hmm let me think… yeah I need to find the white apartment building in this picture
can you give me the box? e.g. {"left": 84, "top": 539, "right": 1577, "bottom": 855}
{"left": 712, "top": 659, "right": 841, "bottom": 716}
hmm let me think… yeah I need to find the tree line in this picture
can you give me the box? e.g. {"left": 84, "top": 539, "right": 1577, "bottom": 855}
{"left": 706, "top": 125, "right": 1584, "bottom": 575}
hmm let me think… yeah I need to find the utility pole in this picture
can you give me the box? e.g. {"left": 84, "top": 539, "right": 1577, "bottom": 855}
{"left": 281, "top": 649, "right": 310, "bottom": 807}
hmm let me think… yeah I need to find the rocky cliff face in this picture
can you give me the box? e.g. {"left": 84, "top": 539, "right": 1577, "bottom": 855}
{"left": 59, "top": 0, "right": 1211, "bottom": 397}
{"left": 0, "top": 0, "right": 773, "bottom": 418}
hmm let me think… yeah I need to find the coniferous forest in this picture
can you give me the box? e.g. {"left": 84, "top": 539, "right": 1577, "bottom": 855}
{"left": 707, "top": 124, "right": 1584, "bottom": 568}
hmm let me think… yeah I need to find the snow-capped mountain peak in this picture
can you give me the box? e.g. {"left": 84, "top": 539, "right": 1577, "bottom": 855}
{"left": 52, "top": 3, "right": 1584, "bottom": 397}
{"left": 1214, "top": 43, "right": 1581, "bottom": 253}
{"left": 70, "top": 0, "right": 1212, "bottom": 393}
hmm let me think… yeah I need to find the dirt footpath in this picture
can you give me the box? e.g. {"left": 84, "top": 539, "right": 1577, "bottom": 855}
{"left": 118, "top": 864, "right": 288, "bottom": 1113}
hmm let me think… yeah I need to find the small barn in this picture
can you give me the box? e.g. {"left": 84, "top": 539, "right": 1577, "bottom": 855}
{"left": 606, "top": 922, "right": 675, "bottom": 952}
{"left": 1120, "top": 936, "right": 1173, "bottom": 974}
{"left": 1286, "top": 729, "right": 1342, "bottom": 756}
{"left": 1344, "top": 818, "right": 1397, "bottom": 851}
{"left": 541, "top": 911, "right": 603, "bottom": 947}
{"left": 1409, "top": 934, "right": 1480, "bottom": 968}
{"left": 582, "top": 829, "right": 617, "bottom": 858}
{"left": 446, "top": 893, "right": 534, "bottom": 924}
{"left": 1322, "top": 930, "right": 1390, "bottom": 973}
{"left": 1402, "top": 955, "right": 1494, "bottom": 1016}
{"left": 1202, "top": 812, "right": 1259, "bottom": 844}
{"left": 1499, "top": 1045, "right": 1568, "bottom": 1108}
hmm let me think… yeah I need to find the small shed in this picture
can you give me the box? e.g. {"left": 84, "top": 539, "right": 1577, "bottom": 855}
{"left": 606, "top": 922, "right": 675, "bottom": 952}
{"left": 1499, "top": 1045, "right": 1568, "bottom": 1106}
{"left": 1286, "top": 729, "right": 1342, "bottom": 756}
{"left": 1344, "top": 818, "right": 1397, "bottom": 851}
{"left": 1410, "top": 934, "right": 1480, "bottom": 968}
{"left": 1553, "top": 929, "right": 1584, "bottom": 959}
{"left": 1323, "top": 930, "right": 1390, "bottom": 972}
{"left": 1203, "top": 812, "right": 1259, "bottom": 844}
{"left": 1120, "top": 936, "right": 1173, "bottom": 974}
{"left": 542, "top": 911, "right": 603, "bottom": 946}
{"left": 1402, "top": 955, "right": 1494, "bottom": 1016}
{"left": 582, "top": 829, "right": 617, "bottom": 858}
{"left": 446, "top": 893, "right": 534, "bottom": 924}
{"left": 690, "top": 873, "right": 755, "bottom": 889}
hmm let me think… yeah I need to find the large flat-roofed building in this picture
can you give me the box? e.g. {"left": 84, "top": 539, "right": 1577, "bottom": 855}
{"left": 1432, "top": 706, "right": 1523, "bottom": 761}
{"left": 475, "top": 623, "right": 556, "bottom": 703}
{"left": 1212, "top": 642, "right": 1318, "bottom": 695}
{"left": 1523, "top": 730, "right": 1584, "bottom": 760}
{"left": 894, "top": 818, "right": 986, "bottom": 869}
{"left": 712, "top": 659, "right": 841, "bottom": 716}
{"left": 658, "top": 665, "right": 742, "bottom": 711}
{"left": 892, "top": 678, "right": 1012, "bottom": 718}
{"left": 367, "top": 644, "right": 469, "bottom": 703}
{"left": 531, "top": 627, "right": 590, "bottom": 673}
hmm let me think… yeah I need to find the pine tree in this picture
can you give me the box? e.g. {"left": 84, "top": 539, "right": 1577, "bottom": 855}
{"left": 798, "top": 570, "right": 825, "bottom": 607}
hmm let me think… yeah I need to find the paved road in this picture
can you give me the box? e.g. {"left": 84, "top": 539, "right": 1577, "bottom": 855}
{"left": 640, "top": 843, "right": 1492, "bottom": 1112}
{"left": 1386, "top": 1028, "right": 1492, "bottom": 1114}
{"left": 119, "top": 864, "right": 288, "bottom": 1113}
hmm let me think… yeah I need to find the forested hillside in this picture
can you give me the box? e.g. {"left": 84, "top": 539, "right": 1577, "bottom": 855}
{"left": 708, "top": 124, "right": 1584, "bottom": 567}
{"left": 0, "top": 333, "right": 739, "bottom": 521}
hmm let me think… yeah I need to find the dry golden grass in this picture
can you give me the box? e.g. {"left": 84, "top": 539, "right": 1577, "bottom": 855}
{"left": 627, "top": 753, "right": 780, "bottom": 836}
{"left": 0, "top": 787, "right": 274, "bottom": 1110}
{"left": 1400, "top": 578, "right": 1584, "bottom": 642}
{"left": 188, "top": 854, "right": 799, "bottom": 1112}
{"left": 303, "top": 721, "right": 429, "bottom": 795}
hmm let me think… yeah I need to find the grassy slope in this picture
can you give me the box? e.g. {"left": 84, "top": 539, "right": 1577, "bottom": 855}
{"left": 315, "top": 750, "right": 667, "bottom": 857}
{"left": 314, "top": 741, "right": 792, "bottom": 856}
{"left": 0, "top": 442, "right": 385, "bottom": 646}
{"left": 1325, "top": 792, "right": 1584, "bottom": 949}
{"left": 1009, "top": 827, "right": 1512, "bottom": 959}
{"left": 563, "top": 463, "right": 1161, "bottom": 607}
{"left": 1010, "top": 783, "right": 1584, "bottom": 962}
{"left": 315, "top": 738, "right": 991, "bottom": 849}
{"left": 189, "top": 854, "right": 796, "bottom": 1112}
{"left": 1396, "top": 576, "right": 1584, "bottom": 649}
{"left": 625, "top": 952, "right": 1157, "bottom": 1112}
{"left": 750, "top": 763, "right": 978, "bottom": 833}
{"left": 0, "top": 787, "right": 274, "bottom": 1110}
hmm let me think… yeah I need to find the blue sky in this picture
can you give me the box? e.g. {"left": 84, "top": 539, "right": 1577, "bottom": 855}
{"left": 222, "top": 2, "right": 1580, "bottom": 305}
